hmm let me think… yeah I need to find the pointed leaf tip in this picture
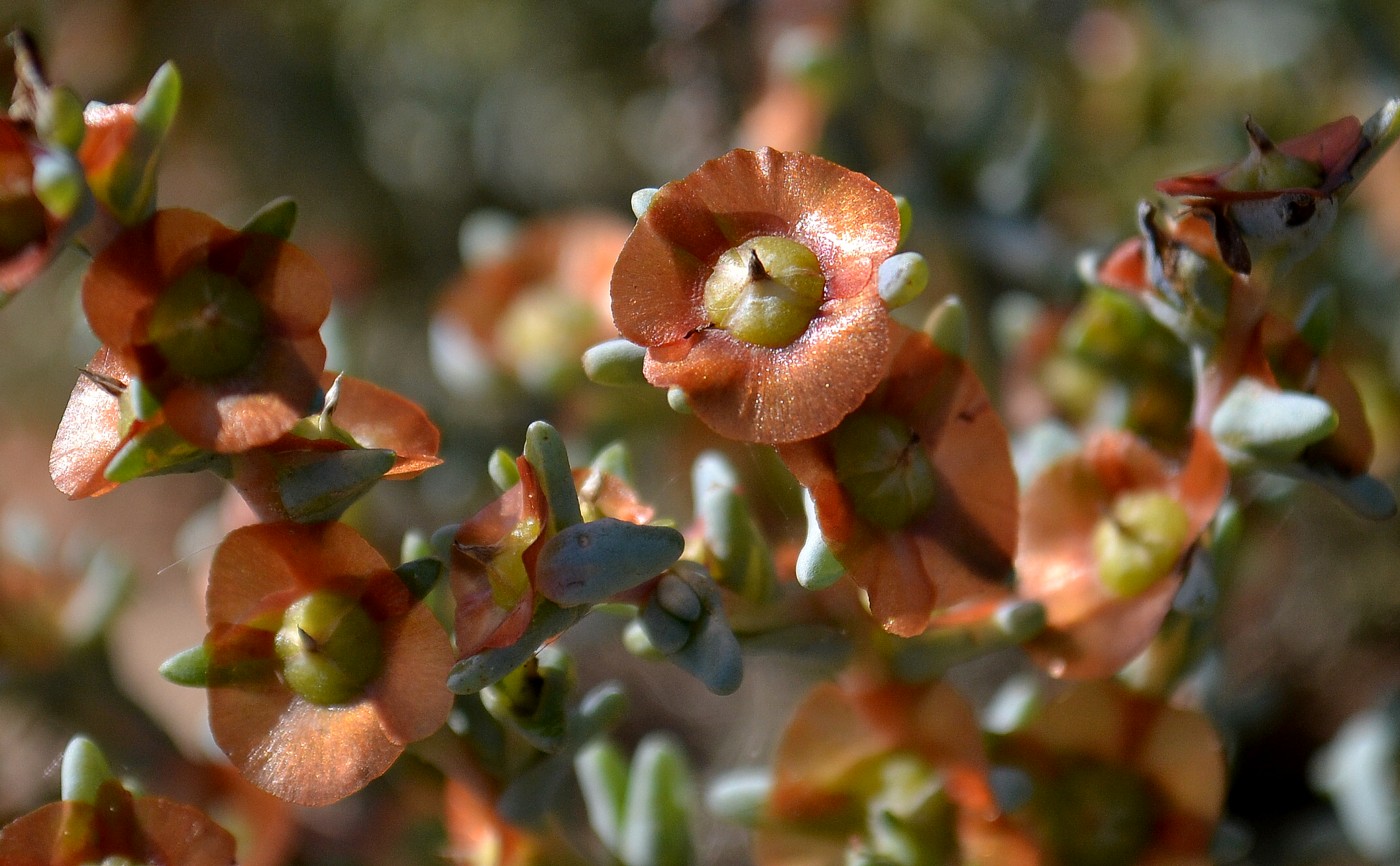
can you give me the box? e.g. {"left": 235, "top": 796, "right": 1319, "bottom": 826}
{"left": 158, "top": 643, "right": 211, "bottom": 687}
{"left": 242, "top": 196, "right": 298, "bottom": 239}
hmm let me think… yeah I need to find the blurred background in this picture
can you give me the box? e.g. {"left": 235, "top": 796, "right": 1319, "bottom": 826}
{"left": 2, "top": 0, "right": 1400, "bottom": 863}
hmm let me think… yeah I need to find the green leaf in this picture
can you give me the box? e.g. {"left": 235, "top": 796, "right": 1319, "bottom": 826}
{"left": 619, "top": 734, "right": 696, "bottom": 866}
{"left": 158, "top": 644, "right": 211, "bottom": 687}
{"left": 1210, "top": 377, "right": 1338, "bottom": 462}
{"left": 104, "top": 424, "right": 208, "bottom": 483}
{"left": 393, "top": 557, "right": 443, "bottom": 601}
{"left": 61, "top": 736, "right": 115, "bottom": 804}
{"left": 447, "top": 601, "right": 584, "bottom": 694}
{"left": 922, "top": 295, "right": 967, "bottom": 358}
{"left": 274, "top": 448, "right": 396, "bottom": 523}
{"left": 576, "top": 739, "right": 630, "bottom": 853}
{"left": 242, "top": 196, "right": 298, "bottom": 240}
{"left": 535, "top": 519, "right": 684, "bottom": 606}
{"left": 796, "top": 490, "right": 844, "bottom": 590}
{"left": 525, "top": 421, "right": 583, "bottom": 530}
{"left": 878, "top": 252, "right": 929, "bottom": 309}
{"left": 583, "top": 339, "right": 648, "bottom": 387}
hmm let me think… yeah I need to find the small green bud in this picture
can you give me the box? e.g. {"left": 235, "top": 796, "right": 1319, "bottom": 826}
{"left": 703, "top": 236, "right": 824, "bottom": 348}
{"left": 1092, "top": 490, "right": 1191, "bottom": 597}
{"left": 1217, "top": 117, "right": 1325, "bottom": 192}
{"left": 148, "top": 267, "right": 264, "bottom": 380}
{"left": 275, "top": 591, "right": 382, "bottom": 706}
{"left": 832, "top": 411, "right": 937, "bottom": 530}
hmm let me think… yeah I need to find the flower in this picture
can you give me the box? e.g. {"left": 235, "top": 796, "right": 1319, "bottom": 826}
{"left": 966, "top": 680, "right": 1226, "bottom": 866}
{"left": 1155, "top": 114, "right": 1370, "bottom": 275}
{"left": 202, "top": 521, "right": 453, "bottom": 805}
{"left": 0, "top": 778, "right": 236, "bottom": 866}
{"left": 450, "top": 458, "right": 667, "bottom": 660}
{"left": 611, "top": 146, "right": 901, "bottom": 444}
{"left": 227, "top": 370, "right": 444, "bottom": 521}
{"left": 778, "top": 324, "right": 1019, "bottom": 637}
{"left": 433, "top": 212, "right": 630, "bottom": 394}
{"left": 756, "top": 676, "right": 999, "bottom": 866}
{"left": 1016, "top": 429, "right": 1228, "bottom": 679}
{"left": 82, "top": 208, "right": 332, "bottom": 453}
{"left": 451, "top": 458, "right": 549, "bottom": 659}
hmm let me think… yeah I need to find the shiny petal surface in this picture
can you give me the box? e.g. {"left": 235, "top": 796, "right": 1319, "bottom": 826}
{"left": 612, "top": 147, "right": 900, "bottom": 444}
{"left": 206, "top": 521, "right": 388, "bottom": 626}
{"left": 210, "top": 684, "right": 401, "bottom": 807}
{"left": 322, "top": 372, "right": 443, "bottom": 477}
{"left": 49, "top": 347, "right": 131, "bottom": 499}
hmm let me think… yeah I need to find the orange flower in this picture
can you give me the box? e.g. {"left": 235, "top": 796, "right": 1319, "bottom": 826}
{"left": 0, "top": 778, "right": 236, "bottom": 866}
{"left": 82, "top": 208, "right": 331, "bottom": 453}
{"left": 228, "top": 371, "right": 443, "bottom": 520}
{"left": 203, "top": 521, "right": 453, "bottom": 806}
{"left": 433, "top": 212, "right": 629, "bottom": 394}
{"left": 778, "top": 324, "right": 1019, "bottom": 637}
{"left": 611, "top": 147, "right": 901, "bottom": 444}
{"left": 1156, "top": 114, "right": 1369, "bottom": 274}
{"left": 1016, "top": 429, "right": 1228, "bottom": 679}
{"left": 756, "top": 676, "right": 998, "bottom": 866}
{"left": 451, "top": 458, "right": 549, "bottom": 660}
{"left": 966, "top": 680, "right": 1226, "bottom": 866}
{"left": 0, "top": 118, "right": 70, "bottom": 298}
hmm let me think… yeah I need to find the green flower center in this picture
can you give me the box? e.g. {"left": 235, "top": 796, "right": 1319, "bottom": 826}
{"left": 832, "top": 411, "right": 937, "bottom": 530}
{"left": 274, "top": 591, "right": 382, "bottom": 706}
{"left": 148, "top": 266, "right": 264, "bottom": 380}
{"left": 1040, "top": 761, "right": 1157, "bottom": 866}
{"left": 1091, "top": 490, "right": 1191, "bottom": 597}
{"left": 702, "top": 235, "right": 824, "bottom": 348}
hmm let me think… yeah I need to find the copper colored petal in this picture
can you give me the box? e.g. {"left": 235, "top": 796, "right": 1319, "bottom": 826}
{"left": 207, "top": 522, "right": 387, "bottom": 625}
{"left": 573, "top": 468, "right": 656, "bottom": 524}
{"left": 235, "top": 236, "right": 332, "bottom": 336}
{"left": 444, "top": 779, "right": 537, "bottom": 866}
{"left": 0, "top": 800, "right": 100, "bottom": 865}
{"left": 322, "top": 372, "right": 442, "bottom": 478}
{"left": 49, "top": 347, "right": 130, "bottom": 499}
{"left": 646, "top": 291, "right": 889, "bottom": 444}
{"left": 780, "top": 327, "right": 1018, "bottom": 635}
{"left": 129, "top": 796, "right": 240, "bottom": 866}
{"left": 210, "top": 683, "right": 401, "bottom": 807}
{"left": 161, "top": 335, "right": 326, "bottom": 453}
{"left": 368, "top": 596, "right": 454, "bottom": 745}
{"left": 768, "top": 682, "right": 894, "bottom": 821}
{"left": 0, "top": 794, "right": 237, "bottom": 866}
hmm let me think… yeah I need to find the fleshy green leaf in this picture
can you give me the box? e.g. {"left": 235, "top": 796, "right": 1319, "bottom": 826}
{"left": 535, "top": 519, "right": 684, "bottom": 606}
{"left": 583, "top": 339, "right": 649, "bottom": 387}
{"left": 1210, "top": 377, "right": 1338, "bottom": 462}
{"left": 61, "top": 736, "right": 115, "bottom": 804}
{"left": 619, "top": 734, "right": 695, "bottom": 866}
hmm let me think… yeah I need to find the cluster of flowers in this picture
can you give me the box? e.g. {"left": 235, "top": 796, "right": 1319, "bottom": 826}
{"left": 2, "top": 25, "right": 1399, "bottom": 866}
